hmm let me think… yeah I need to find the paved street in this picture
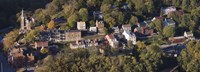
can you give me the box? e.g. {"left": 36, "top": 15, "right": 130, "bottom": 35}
{"left": 0, "top": 53, "right": 15, "bottom": 72}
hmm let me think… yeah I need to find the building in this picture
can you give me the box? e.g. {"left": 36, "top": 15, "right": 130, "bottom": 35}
{"left": 161, "top": 6, "right": 176, "bottom": 15}
{"left": 8, "top": 47, "right": 35, "bottom": 68}
{"left": 93, "top": 11, "right": 103, "bottom": 19}
{"left": 34, "top": 41, "right": 48, "bottom": 49}
{"left": 77, "top": 21, "right": 86, "bottom": 30}
{"left": 49, "top": 30, "right": 66, "bottom": 42}
{"left": 48, "top": 30, "right": 82, "bottom": 42}
{"left": 122, "top": 30, "right": 137, "bottom": 45}
{"left": 66, "top": 30, "right": 82, "bottom": 42}
{"left": 122, "top": 24, "right": 132, "bottom": 31}
{"left": 89, "top": 27, "right": 97, "bottom": 33}
{"left": 184, "top": 31, "right": 195, "bottom": 40}
{"left": 105, "top": 33, "right": 119, "bottom": 48}
{"left": 70, "top": 39, "right": 98, "bottom": 49}
{"left": 20, "top": 9, "right": 34, "bottom": 34}
{"left": 163, "top": 18, "right": 176, "bottom": 27}
{"left": 169, "top": 36, "right": 185, "bottom": 43}
{"left": 184, "top": 31, "right": 193, "bottom": 38}
{"left": 112, "top": 27, "right": 120, "bottom": 34}
{"left": 96, "top": 20, "right": 105, "bottom": 35}
{"left": 8, "top": 47, "right": 25, "bottom": 68}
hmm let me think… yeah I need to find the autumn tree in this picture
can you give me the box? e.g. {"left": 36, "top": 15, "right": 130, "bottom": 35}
{"left": 3, "top": 29, "right": 19, "bottom": 50}
{"left": 47, "top": 20, "right": 55, "bottom": 29}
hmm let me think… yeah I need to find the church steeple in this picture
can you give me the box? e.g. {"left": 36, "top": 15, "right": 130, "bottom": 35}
{"left": 20, "top": 9, "right": 25, "bottom": 30}
{"left": 21, "top": 9, "right": 24, "bottom": 19}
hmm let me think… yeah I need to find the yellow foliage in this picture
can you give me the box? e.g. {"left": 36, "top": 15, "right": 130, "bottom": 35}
{"left": 47, "top": 20, "right": 55, "bottom": 29}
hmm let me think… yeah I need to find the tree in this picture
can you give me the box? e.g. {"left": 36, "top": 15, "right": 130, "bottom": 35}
{"left": 181, "top": 0, "right": 189, "bottom": 11}
{"left": 163, "top": 26, "right": 175, "bottom": 37}
{"left": 140, "top": 44, "right": 164, "bottom": 71}
{"left": 117, "top": 12, "right": 124, "bottom": 24}
{"left": 47, "top": 20, "right": 55, "bottom": 29}
{"left": 3, "top": 29, "right": 19, "bottom": 50}
{"left": 100, "top": 4, "right": 111, "bottom": 13}
{"left": 146, "top": 0, "right": 154, "bottom": 13}
{"left": 78, "top": 8, "right": 88, "bottom": 21}
{"left": 134, "top": 0, "right": 146, "bottom": 13}
{"left": 63, "top": 4, "right": 76, "bottom": 18}
{"left": 44, "top": 2, "right": 59, "bottom": 16}
{"left": 129, "top": 16, "right": 138, "bottom": 25}
{"left": 89, "top": 20, "right": 95, "bottom": 26}
{"left": 136, "top": 41, "right": 146, "bottom": 52}
{"left": 25, "top": 29, "right": 40, "bottom": 43}
{"left": 40, "top": 47, "right": 49, "bottom": 54}
{"left": 178, "top": 40, "right": 200, "bottom": 71}
{"left": 68, "top": 13, "right": 78, "bottom": 28}
{"left": 150, "top": 19, "right": 163, "bottom": 32}
{"left": 104, "top": 14, "right": 116, "bottom": 28}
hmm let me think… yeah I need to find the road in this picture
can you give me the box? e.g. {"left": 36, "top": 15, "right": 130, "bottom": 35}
{"left": 0, "top": 53, "right": 15, "bottom": 72}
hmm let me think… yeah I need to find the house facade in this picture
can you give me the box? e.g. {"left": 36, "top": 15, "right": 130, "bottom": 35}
{"left": 70, "top": 39, "right": 98, "bottom": 49}
{"left": 122, "top": 30, "right": 137, "bottom": 45}
{"left": 48, "top": 30, "right": 82, "bottom": 42}
{"left": 122, "top": 24, "right": 132, "bottom": 31}
{"left": 77, "top": 21, "right": 86, "bottom": 30}
{"left": 65, "top": 30, "right": 82, "bottom": 42}
{"left": 34, "top": 41, "right": 48, "bottom": 49}
{"left": 96, "top": 20, "right": 105, "bottom": 35}
{"left": 105, "top": 33, "right": 119, "bottom": 48}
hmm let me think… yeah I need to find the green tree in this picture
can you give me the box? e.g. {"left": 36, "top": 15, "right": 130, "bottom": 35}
{"left": 136, "top": 41, "right": 146, "bottom": 52}
{"left": 140, "top": 44, "right": 164, "bottom": 71}
{"left": 100, "top": 4, "right": 111, "bottom": 13}
{"left": 129, "top": 16, "right": 138, "bottom": 25}
{"left": 89, "top": 20, "right": 95, "bottom": 26}
{"left": 163, "top": 26, "right": 175, "bottom": 37}
{"left": 150, "top": 19, "right": 163, "bottom": 32}
{"left": 63, "top": 4, "right": 76, "bottom": 18}
{"left": 68, "top": 13, "right": 78, "bottom": 28}
{"left": 104, "top": 14, "right": 116, "bottom": 28}
{"left": 25, "top": 29, "right": 40, "bottom": 42}
{"left": 78, "top": 8, "right": 88, "bottom": 21}
{"left": 178, "top": 40, "right": 200, "bottom": 71}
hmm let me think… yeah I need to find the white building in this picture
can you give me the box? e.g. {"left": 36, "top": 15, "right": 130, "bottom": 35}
{"left": 89, "top": 27, "right": 97, "bottom": 33}
{"left": 20, "top": 9, "right": 34, "bottom": 34}
{"left": 122, "top": 30, "right": 136, "bottom": 45}
{"left": 77, "top": 21, "right": 86, "bottom": 30}
{"left": 105, "top": 34, "right": 119, "bottom": 48}
{"left": 122, "top": 24, "right": 131, "bottom": 31}
{"left": 184, "top": 31, "right": 195, "bottom": 40}
{"left": 161, "top": 6, "right": 176, "bottom": 15}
